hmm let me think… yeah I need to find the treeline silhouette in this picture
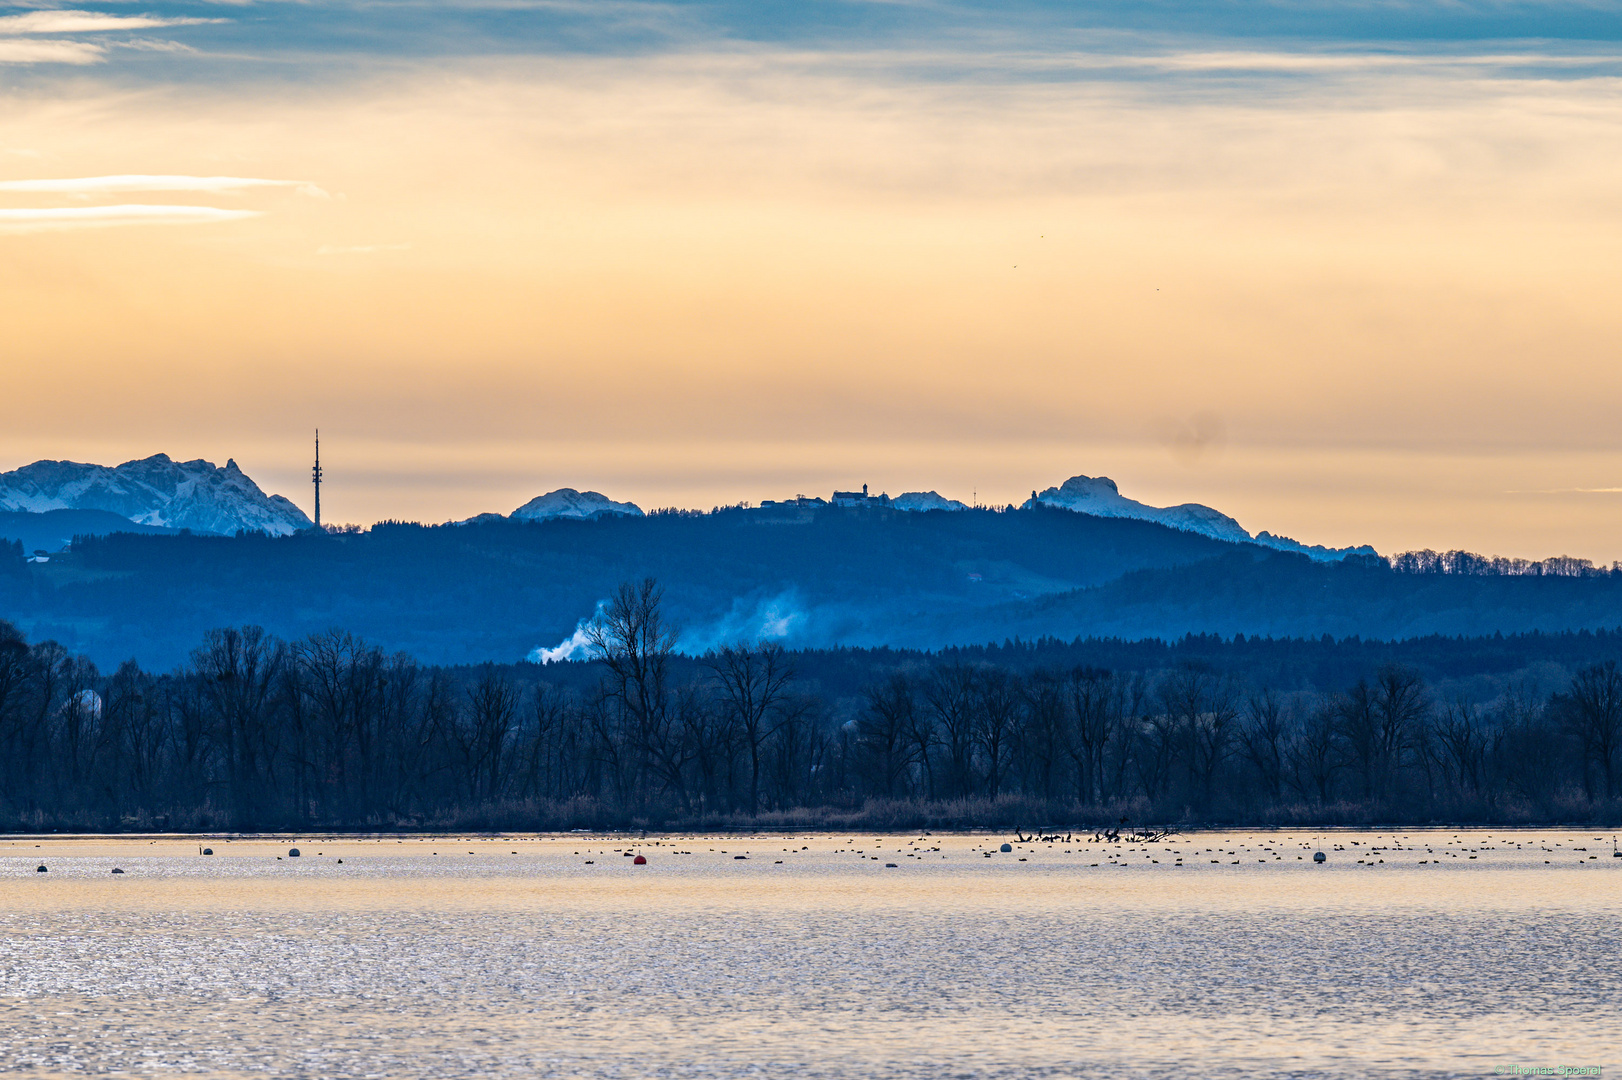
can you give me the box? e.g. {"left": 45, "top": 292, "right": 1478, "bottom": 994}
{"left": 2, "top": 579, "right": 1620, "bottom": 832}
{"left": 15, "top": 502, "right": 1622, "bottom": 671}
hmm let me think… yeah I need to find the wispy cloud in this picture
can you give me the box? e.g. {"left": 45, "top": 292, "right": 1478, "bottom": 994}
{"left": 0, "top": 204, "right": 261, "bottom": 231}
{"left": 0, "top": 11, "right": 224, "bottom": 34}
{"left": 0, "top": 37, "right": 103, "bottom": 64}
{"left": 120, "top": 38, "right": 201, "bottom": 54}
{"left": 0, "top": 175, "right": 323, "bottom": 194}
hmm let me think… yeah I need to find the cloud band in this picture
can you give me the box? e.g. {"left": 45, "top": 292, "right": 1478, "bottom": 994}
{"left": 0, "top": 204, "right": 262, "bottom": 232}
{"left": 0, "top": 175, "right": 318, "bottom": 194}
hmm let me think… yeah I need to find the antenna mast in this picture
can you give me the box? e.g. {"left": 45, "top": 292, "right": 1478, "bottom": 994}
{"left": 312, "top": 429, "right": 322, "bottom": 531}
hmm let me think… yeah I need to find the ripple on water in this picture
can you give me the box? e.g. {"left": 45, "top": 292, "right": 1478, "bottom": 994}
{"left": 0, "top": 831, "right": 1616, "bottom": 1078}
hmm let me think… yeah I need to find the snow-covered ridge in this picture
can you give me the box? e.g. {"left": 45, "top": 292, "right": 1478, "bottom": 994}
{"left": 1026, "top": 475, "right": 1251, "bottom": 542}
{"left": 1027, "top": 474, "right": 1374, "bottom": 561}
{"left": 0, "top": 454, "right": 312, "bottom": 536}
{"left": 510, "top": 489, "right": 644, "bottom": 521}
{"left": 893, "top": 490, "right": 969, "bottom": 512}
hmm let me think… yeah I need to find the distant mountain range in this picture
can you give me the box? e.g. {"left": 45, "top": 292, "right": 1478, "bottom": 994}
{"left": 461, "top": 474, "right": 1374, "bottom": 561}
{"left": 27, "top": 450, "right": 1607, "bottom": 673}
{"left": 0, "top": 453, "right": 1376, "bottom": 563}
{"left": 3, "top": 501, "right": 1612, "bottom": 672}
{"left": 0, "top": 455, "right": 311, "bottom": 538}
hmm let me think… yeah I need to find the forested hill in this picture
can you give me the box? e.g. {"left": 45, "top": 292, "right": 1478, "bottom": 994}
{"left": 2, "top": 503, "right": 1621, "bottom": 669}
{"left": 0, "top": 505, "right": 1241, "bottom": 668}
{"left": 900, "top": 549, "right": 1622, "bottom": 646}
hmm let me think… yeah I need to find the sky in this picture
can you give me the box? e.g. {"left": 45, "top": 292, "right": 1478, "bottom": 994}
{"left": 4, "top": 1, "right": 1622, "bottom": 559}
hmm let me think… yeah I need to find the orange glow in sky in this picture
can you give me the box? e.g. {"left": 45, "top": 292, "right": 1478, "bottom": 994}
{"left": 5, "top": 15, "right": 1622, "bottom": 559}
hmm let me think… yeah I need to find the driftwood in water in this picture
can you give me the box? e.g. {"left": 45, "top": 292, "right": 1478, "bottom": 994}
{"left": 1014, "top": 831, "right": 1076, "bottom": 844}
{"left": 1088, "top": 826, "right": 1176, "bottom": 843}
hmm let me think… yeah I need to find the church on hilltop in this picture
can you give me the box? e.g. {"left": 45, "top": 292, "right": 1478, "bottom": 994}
{"left": 759, "top": 483, "right": 891, "bottom": 510}
{"left": 831, "top": 484, "right": 891, "bottom": 508}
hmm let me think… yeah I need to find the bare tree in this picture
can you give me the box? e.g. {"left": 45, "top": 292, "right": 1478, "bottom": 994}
{"left": 293, "top": 629, "right": 386, "bottom": 819}
{"left": 1240, "top": 688, "right": 1288, "bottom": 804}
{"left": 588, "top": 578, "right": 691, "bottom": 807}
{"left": 1065, "top": 668, "right": 1116, "bottom": 804}
{"left": 193, "top": 626, "right": 285, "bottom": 825}
{"left": 925, "top": 664, "right": 977, "bottom": 798}
{"left": 974, "top": 667, "right": 1020, "bottom": 798}
{"left": 1335, "top": 667, "right": 1425, "bottom": 804}
{"left": 707, "top": 642, "right": 794, "bottom": 814}
{"left": 1288, "top": 698, "right": 1339, "bottom": 805}
{"left": 1371, "top": 665, "right": 1427, "bottom": 799}
{"left": 1568, "top": 661, "right": 1622, "bottom": 799}
{"left": 460, "top": 665, "right": 518, "bottom": 803}
{"left": 1430, "top": 697, "right": 1488, "bottom": 799}
{"left": 858, "top": 673, "right": 917, "bottom": 798}
{"left": 1018, "top": 670, "right": 1067, "bottom": 801}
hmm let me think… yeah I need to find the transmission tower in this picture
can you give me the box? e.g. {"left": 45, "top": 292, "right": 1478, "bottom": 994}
{"left": 312, "top": 429, "right": 323, "bottom": 530}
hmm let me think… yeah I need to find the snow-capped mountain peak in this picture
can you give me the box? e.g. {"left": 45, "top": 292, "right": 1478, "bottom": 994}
{"left": 0, "top": 454, "right": 312, "bottom": 536}
{"left": 893, "top": 490, "right": 969, "bottom": 512}
{"left": 1027, "top": 474, "right": 1252, "bottom": 543}
{"left": 510, "top": 488, "right": 644, "bottom": 521}
{"left": 1027, "top": 474, "right": 1373, "bottom": 560}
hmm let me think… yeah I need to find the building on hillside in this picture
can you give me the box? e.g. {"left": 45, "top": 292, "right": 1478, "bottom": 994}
{"left": 758, "top": 494, "right": 828, "bottom": 509}
{"left": 757, "top": 484, "right": 891, "bottom": 512}
{"left": 830, "top": 484, "right": 891, "bottom": 508}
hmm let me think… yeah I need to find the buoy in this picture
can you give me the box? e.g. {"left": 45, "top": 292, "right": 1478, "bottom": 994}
{"left": 111, "top": 868, "right": 124, "bottom": 874}
{"left": 289, "top": 848, "right": 301, "bottom": 857}
{"left": 1000, "top": 843, "right": 1012, "bottom": 852}
{"left": 633, "top": 855, "right": 646, "bottom": 865}
{"left": 35, "top": 865, "right": 47, "bottom": 873}
{"left": 202, "top": 848, "right": 214, "bottom": 856}
{"left": 1313, "top": 852, "right": 1326, "bottom": 863}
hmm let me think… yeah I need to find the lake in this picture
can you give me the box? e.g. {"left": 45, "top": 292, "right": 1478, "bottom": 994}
{"left": 1, "top": 830, "right": 1616, "bottom": 1078}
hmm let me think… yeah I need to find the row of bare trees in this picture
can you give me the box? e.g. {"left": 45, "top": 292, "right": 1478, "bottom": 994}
{"left": 2, "top": 580, "right": 1620, "bottom": 827}
{"left": 849, "top": 659, "right": 1622, "bottom": 814}
{"left": 0, "top": 582, "right": 823, "bottom": 827}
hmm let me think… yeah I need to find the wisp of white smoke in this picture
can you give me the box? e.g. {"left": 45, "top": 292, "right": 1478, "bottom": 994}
{"left": 528, "top": 601, "right": 606, "bottom": 664}
{"left": 532, "top": 591, "right": 815, "bottom": 662}
{"left": 676, "top": 590, "right": 808, "bottom": 654}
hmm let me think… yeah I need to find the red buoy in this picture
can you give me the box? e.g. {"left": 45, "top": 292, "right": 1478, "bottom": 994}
{"left": 633, "top": 855, "right": 647, "bottom": 865}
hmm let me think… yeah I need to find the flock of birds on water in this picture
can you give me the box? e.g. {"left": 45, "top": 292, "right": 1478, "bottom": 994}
{"left": 9, "top": 831, "right": 1621, "bottom": 876}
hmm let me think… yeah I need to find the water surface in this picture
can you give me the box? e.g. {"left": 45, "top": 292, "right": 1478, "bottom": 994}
{"left": 1, "top": 830, "right": 1616, "bottom": 1078}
